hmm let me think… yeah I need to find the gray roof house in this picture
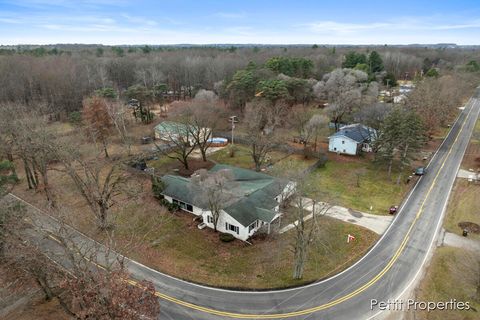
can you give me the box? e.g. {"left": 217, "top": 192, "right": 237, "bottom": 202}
{"left": 159, "top": 164, "right": 296, "bottom": 241}
{"left": 328, "top": 124, "right": 377, "bottom": 155}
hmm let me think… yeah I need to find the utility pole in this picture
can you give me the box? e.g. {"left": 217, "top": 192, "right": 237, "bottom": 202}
{"left": 230, "top": 116, "right": 236, "bottom": 145}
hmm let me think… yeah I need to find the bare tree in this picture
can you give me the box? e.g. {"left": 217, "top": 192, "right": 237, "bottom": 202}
{"left": 407, "top": 75, "right": 466, "bottom": 137}
{"left": 275, "top": 166, "right": 330, "bottom": 280}
{"left": 154, "top": 121, "right": 197, "bottom": 170}
{"left": 244, "top": 102, "right": 282, "bottom": 171}
{"left": 105, "top": 98, "right": 132, "bottom": 155}
{"left": 193, "top": 89, "right": 218, "bottom": 104}
{"left": 0, "top": 103, "right": 57, "bottom": 206}
{"left": 354, "top": 102, "right": 392, "bottom": 132}
{"left": 58, "top": 152, "right": 126, "bottom": 230}
{"left": 247, "top": 130, "right": 276, "bottom": 172}
{"left": 190, "top": 168, "right": 236, "bottom": 232}
{"left": 314, "top": 68, "right": 375, "bottom": 131}
{"left": 185, "top": 104, "right": 226, "bottom": 162}
{"left": 1, "top": 200, "right": 161, "bottom": 319}
{"left": 305, "top": 114, "right": 329, "bottom": 153}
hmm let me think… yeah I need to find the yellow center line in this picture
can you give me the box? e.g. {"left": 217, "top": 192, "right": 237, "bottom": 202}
{"left": 39, "top": 101, "right": 477, "bottom": 319}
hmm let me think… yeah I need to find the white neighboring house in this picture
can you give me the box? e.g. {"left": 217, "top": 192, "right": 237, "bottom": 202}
{"left": 159, "top": 164, "right": 296, "bottom": 241}
{"left": 154, "top": 121, "right": 210, "bottom": 145}
{"left": 328, "top": 124, "right": 377, "bottom": 156}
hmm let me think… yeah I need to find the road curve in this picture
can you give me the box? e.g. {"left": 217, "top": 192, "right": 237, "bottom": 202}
{"left": 8, "top": 89, "right": 480, "bottom": 320}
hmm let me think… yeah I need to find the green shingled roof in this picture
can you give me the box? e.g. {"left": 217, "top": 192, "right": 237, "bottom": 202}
{"left": 160, "top": 164, "right": 289, "bottom": 227}
{"left": 154, "top": 121, "right": 190, "bottom": 136}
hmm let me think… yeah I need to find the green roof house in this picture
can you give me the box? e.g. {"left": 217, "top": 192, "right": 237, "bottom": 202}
{"left": 160, "top": 164, "right": 296, "bottom": 241}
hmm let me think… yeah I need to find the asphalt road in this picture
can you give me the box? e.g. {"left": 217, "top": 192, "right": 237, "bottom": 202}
{"left": 7, "top": 89, "right": 480, "bottom": 320}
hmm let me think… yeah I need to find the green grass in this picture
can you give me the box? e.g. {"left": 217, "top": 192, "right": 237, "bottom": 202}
{"left": 146, "top": 154, "right": 178, "bottom": 175}
{"left": 444, "top": 181, "right": 480, "bottom": 240}
{"left": 209, "top": 144, "right": 288, "bottom": 170}
{"left": 271, "top": 154, "right": 318, "bottom": 172}
{"left": 416, "top": 246, "right": 480, "bottom": 320}
{"left": 305, "top": 160, "right": 410, "bottom": 215}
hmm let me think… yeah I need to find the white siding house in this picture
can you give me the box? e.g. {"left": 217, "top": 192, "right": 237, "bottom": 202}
{"left": 159, "top": 165, "right": 296, "bottom": 241}
{"left": 328, "top": 124, "right": 376, "bottom": 156}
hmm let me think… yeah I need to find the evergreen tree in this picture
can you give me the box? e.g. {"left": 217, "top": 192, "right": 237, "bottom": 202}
{"left": 342, "top": 51, "right": 367, "bottom": 69}
{"left": 368, "top": 51, "right": 384, "bottom": 73}
{"left": 374, "top": 107, "right": 425, "bottom": 183}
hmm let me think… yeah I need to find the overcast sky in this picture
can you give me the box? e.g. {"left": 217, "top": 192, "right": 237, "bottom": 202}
{"left": 1, "top": 0, "right": 479, "bottom": 45}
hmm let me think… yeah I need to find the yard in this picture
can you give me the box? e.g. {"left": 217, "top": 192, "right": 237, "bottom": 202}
{"left": 444, "top": 181, "right": 480, "bottom": 239}
{"left": 415, "top": 246, "right": 479, "bottom": 320}
{"left": 209, "top": 144, "right": 290, "bottom": 170}
{"left": 444, "top": 119, "right": 480, "bottom": 239}
{"left": 11, "top": 158, "right": 378, "bottom": 289}
{"left": 208, "top": 142, "right": 415, "bottom": 216}
{"left": 304, "top": 157, "right": 413, "bottom": 215}
{"left": 119, "top": 207, "right": 378, "bottom": 289}
{"left": 4, "top": 110, "right": 451, "bottom": 289}
{"left": 461, "top": 119, "right": 480, "bottom": 170}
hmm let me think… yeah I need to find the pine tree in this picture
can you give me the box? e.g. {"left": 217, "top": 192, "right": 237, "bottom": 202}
{"left": 368, "top": 51, "right": 384, "bottom": 73}
{"left": 374, "top": 107, "right": 425, "bottom": 183}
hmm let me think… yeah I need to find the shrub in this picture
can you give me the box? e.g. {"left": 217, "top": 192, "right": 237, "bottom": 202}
{"left": 219, "top": 233, "right": 235, "bottom": 242}
{"left": 228, "top": 145, "right": 237, "bottom": 158}
{"left": 68, "top": 111, "right": 82, "bottom": 125}
{"left": 159, "top": 199, "right": 179, "bottom": 212}
{"left": 151, "top": 176, "right": 165, "bottom": 199}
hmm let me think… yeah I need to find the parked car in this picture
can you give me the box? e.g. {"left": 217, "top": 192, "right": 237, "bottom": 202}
{"left": 389, "top": 205, "right": 398, "bottom": 215}
{"left": 415, "top": 167, "right": 427, "bottom": 176}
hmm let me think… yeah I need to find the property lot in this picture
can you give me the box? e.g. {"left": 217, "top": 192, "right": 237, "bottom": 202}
{"left": 305, "top": 156, "right": 412, "bottom": 215}
{"left": 11, "top": 158, "right": 377, "bottom": 289}
{"left": 415, "top": 246, "right": 479, "bottom": 320}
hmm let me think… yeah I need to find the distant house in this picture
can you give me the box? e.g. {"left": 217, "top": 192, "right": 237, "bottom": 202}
{"left": 159, "top": 164, "right": 296, "bottom": 241}
{"left": 328, "top": 124, "right": 377, "bottom": 155}
{"left": 154, "top": 121, "right": 210, "bottom": 144}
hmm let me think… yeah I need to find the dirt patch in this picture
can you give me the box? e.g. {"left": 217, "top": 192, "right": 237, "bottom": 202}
{"left": 458, "top": 221, "right": 480, "bottom": 234}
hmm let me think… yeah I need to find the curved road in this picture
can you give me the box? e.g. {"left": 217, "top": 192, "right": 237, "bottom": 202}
{"left": 9, "top": 89, "right": 480, "bottom": 320}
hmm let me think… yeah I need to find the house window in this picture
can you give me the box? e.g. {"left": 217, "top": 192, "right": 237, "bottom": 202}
{"left": 225, "top": 222, "right": 239, "bottom": 234}
{"left": 334, "top": 147, "right": 337, "bottom": 151}
{"left": 172, "top": 198, "right": 193, "bottom": 213}
{"left": 343, "top": 149, "right": 346, "bottom": 153}
{"left": 248, "top": 222, "right": 255, "bottom": 232}
{"left": 207, "top": 215, "right": 213, "bottom": 224}
{"left": 342, "top": 140, "right": 345, "bottom": 144}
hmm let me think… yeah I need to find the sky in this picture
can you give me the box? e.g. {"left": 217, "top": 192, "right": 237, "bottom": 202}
{"left": 0, "top": 0, "right": 480, "bottom": 45}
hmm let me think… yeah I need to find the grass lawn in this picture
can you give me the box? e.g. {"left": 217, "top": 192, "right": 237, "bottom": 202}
{"left": 461, "top": 119, "right": 480, "bottom": 170}
{"left": 305, "top": 159, "right": 411, "bottom": 215}
{"left": 445, "top": 118, "right": 480, "bottom": 238}
{"left": 11, "top": 160, "right": 378, "bottom": 289}
{"left": 444, "top": 180, "right": 480, "bottom": 239}
{"left": 209, "top": 144, "right": 289, "bottom": 170}
{"left": 146, "top": 154, "right": 179, "bottom": 175}
{"left": 118, "top": 207, "right": 378, "bottom": 289}
{"left": 416, "top": 246, "right": 480, "bottom": 320}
